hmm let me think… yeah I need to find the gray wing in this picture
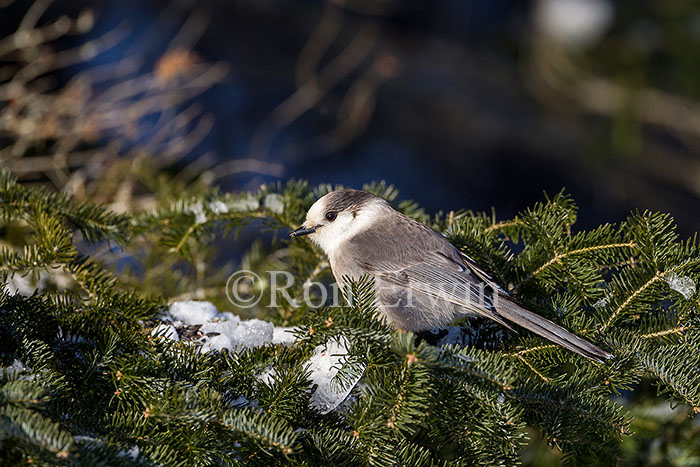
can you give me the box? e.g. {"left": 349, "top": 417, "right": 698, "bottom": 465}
{"left": 345, "top": 214, "right": 512, "bottom": 328}
{"left": 346, "top": 214, "right": 613, "bottom": 361}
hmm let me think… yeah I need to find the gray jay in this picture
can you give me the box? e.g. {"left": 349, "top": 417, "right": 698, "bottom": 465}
{"left": 290, "top": 189, "right": 612, "bottom": 362}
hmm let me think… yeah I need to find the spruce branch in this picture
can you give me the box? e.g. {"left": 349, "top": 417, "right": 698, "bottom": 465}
{"left": 1, "top": 178, "right": 700, "bottom": 464}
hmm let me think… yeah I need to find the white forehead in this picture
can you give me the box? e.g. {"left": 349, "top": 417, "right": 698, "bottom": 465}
{"left": 306, "top": 195, "right": 329, "bottom": 222}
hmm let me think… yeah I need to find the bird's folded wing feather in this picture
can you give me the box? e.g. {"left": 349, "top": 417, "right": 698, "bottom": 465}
{"left": 356, "top": 248, "right": 514, "bottom": 329}
{"left": 345, "top": 218, "right": 612, "bottom": 361}
{"left": 344, "top": 214, "right": 511, "bottom": 326}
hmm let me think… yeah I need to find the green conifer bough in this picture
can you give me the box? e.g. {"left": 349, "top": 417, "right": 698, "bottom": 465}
{"left": 1, "top": 169, "right": 699, "bottom": 465}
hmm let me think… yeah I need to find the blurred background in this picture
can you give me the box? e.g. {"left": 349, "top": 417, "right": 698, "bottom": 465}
{"left": 3, "top": 1, "right": 700, "bottom": 464}
{"left": 2, "top": 0, "right": 700, "bottom": 235}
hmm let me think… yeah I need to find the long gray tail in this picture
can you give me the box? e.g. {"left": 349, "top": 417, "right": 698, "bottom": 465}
{"left": 495, "top": 298, "right": 612, "bottom": 362}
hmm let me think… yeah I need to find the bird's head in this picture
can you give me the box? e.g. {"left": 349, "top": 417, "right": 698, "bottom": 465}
{"left": 290, "top": 189, "right": 388, "bottom": 254}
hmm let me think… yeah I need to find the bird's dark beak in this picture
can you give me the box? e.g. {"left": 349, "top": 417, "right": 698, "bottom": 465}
{"left": 290, "top": 225, "right": 317, "bottom": 237}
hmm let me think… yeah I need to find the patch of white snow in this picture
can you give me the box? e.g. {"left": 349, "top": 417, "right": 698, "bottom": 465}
{"left": 665, "top": 272, "right": 696, "bottom": 300}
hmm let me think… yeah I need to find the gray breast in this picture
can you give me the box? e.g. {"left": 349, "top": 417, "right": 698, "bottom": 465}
{"left": 328, "top": 250, "right": 367, "bottom": 287}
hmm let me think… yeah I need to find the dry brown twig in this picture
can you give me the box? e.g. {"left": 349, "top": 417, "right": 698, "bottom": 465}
{"left": 526, "top": 36, "right": 700, "bottom": 148}
{"left": 2, "top": 0, "right": 403, "bottom": 208}
{"left": 0, "top": 0, "right": 231, "bottom": 211}
{"left": 203, "top": 0, "right": 401, "bottom": 182}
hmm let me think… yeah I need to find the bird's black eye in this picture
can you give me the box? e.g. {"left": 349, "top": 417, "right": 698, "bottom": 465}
{"left": 325, "top": 211, "right": 337, "bottom": 222}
